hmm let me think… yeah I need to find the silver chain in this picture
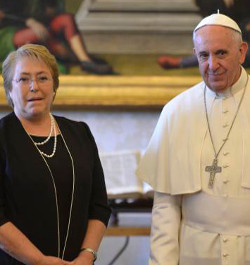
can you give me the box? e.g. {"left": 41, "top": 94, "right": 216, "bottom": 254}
{"left": 204, "top": 74, "right": 248, "bottom": 160}
{"left": 27, "top": 116, "right": 75, "bottom": 259}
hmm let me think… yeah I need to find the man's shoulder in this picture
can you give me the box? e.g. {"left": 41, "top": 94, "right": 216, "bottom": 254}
{"left": 163, "top": 81, "right": 204, "bottom": 113}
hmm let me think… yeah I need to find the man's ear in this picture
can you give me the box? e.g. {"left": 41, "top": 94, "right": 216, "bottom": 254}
{"left": 239, "top": 41, "right": 248, "bottom": 64}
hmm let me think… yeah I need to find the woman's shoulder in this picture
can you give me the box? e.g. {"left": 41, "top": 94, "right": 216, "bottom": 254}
{"left": 54, "top": 115, "right": 88, "bottom": 128}
{"left": 0, "top": 113, "right": 19, "bottom": 148}
{"left": 0, "top": 112, "right": 17, "bottom": 128}
{"left": 54, "top": 115, "right": 94, "bottom": 139}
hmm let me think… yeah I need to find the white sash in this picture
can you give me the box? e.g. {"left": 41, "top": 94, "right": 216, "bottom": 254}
{"left": 182, "top": 192, "right": 250, "bottom": 236}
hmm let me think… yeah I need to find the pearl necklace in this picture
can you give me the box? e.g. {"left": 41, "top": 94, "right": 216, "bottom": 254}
{"left": 34, "top": 113, "right": 54, "bottom": 146}
{"left": 27, "top": 116, "right": 75, "bottom": 259}
{"left": 33, "top": 114, "right": 57, "bottom": 158}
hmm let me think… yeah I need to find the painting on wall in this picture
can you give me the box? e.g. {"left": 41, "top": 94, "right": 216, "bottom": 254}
{"left": 0, "top": 0, "right": 114, "bottom": 76}
{"left": 1, "top": 0, "right": 250, "bottom": 76}
{"left": 74, "top": 0, "right": 250, "bottom": 77}
{"left": 1, "top": 0, "right": 250, "bottom": 109}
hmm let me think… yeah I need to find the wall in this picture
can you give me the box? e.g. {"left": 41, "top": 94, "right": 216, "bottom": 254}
{"left": 53, "top": 111, "right": 159, "bottom": 152}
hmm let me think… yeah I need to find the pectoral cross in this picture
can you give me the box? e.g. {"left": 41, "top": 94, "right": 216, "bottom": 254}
{"left": 205, "top": 159, "right": 222, "bottom": 189}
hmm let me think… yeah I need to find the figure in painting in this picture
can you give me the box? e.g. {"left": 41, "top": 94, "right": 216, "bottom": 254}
{"left": 0, "top": 0, "right": 114, "bottom": 75}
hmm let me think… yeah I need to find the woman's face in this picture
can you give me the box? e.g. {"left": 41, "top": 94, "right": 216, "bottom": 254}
{"left": 9, "top": 57, "right": 55, "bottom": 120}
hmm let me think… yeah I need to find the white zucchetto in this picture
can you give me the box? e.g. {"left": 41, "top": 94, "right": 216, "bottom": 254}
{"left": 194, "top": 12, "right": 241, "bottom": 34}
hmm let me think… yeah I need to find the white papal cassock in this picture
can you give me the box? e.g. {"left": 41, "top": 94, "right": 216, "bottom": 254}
{"left": 137, "top": 68, "right": 250, "bottom": 265}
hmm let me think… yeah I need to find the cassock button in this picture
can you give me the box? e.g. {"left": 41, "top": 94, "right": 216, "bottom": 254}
{"left": 223, "top": 194, "right": 228, "bottom": 198}
{"left": 223, "top": 124, "right": 229, "bottom": 128}
{"left": 223, "top": 152, "right": 229, "bottom": 156}
{"left": 223, "top": 165, "right": 229, "bottom": 168}
{"left": 223, "top": 253, "right": 229, "bottom": 257}
{"left": 223, "top": 110, "right": 229, "bottom": 113}
{"left": 223, "top": 179, "right": 229, "bottom": 184}
{"left": 223, "top": 238, "right": 228, "bottom": 242}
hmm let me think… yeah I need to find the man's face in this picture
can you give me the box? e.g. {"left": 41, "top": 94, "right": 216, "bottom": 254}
{"left": 194, "top": 25, "right": 247, "bottom": 92}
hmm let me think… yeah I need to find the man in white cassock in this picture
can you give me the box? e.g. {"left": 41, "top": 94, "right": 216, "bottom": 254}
{"left": 137, "top": 12, "right": 250, "bottom": 265}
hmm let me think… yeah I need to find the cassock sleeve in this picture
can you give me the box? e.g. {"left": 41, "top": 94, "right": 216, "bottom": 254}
{"left": 83, "top": 123, "right": 111, "bottom": 226}
{"left": 150, "top": 191, "right": 182, "bottom": 265}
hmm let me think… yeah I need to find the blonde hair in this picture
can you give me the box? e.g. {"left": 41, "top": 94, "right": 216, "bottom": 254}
{"left": 2, "top": 44, "right": 59, "bottom": 107}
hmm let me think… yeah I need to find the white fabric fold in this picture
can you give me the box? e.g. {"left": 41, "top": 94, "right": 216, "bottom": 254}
{"left": 137, "top": 70, "right": 250, "bottom": 194}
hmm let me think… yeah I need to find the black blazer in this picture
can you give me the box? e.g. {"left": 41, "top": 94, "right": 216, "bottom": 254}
{"left": 0, "top": 112, "right": 111, "bottom": 264}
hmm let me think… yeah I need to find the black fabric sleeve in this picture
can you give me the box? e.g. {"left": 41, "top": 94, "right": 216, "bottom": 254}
{"left": 83, "top": 123, "right": 111, "bottom": 226}
{"left": 0, "top": 146, "right": 9, "bottom": 226}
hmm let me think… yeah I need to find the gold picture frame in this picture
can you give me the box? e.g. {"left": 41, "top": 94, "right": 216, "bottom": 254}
{"left": 0, "top": 75, "right": 202, "bottom": 110}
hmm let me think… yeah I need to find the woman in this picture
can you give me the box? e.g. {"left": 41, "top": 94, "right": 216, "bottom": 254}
{"left": 0, "top": 0, "right": 113, "bottom": 75}
{"left": 0, "top": 43, "right": 111, "bottom": 265}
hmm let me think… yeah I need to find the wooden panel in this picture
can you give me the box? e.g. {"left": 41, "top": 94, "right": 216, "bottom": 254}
{"left": 106, "top": 226, "right": 150, "bottom": 236}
